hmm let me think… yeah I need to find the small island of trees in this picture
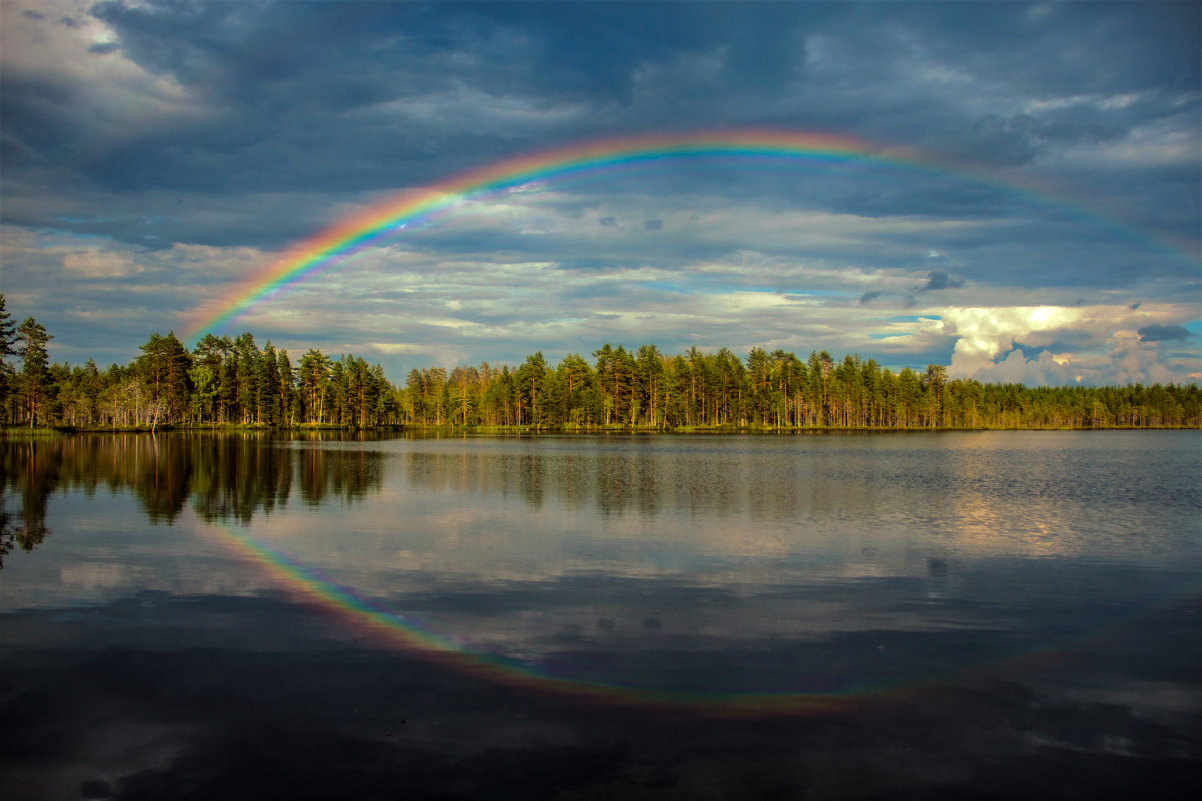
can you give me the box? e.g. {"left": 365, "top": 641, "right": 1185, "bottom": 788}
{"left": 1, "top": 295, "right": 1198, "bottom": 432}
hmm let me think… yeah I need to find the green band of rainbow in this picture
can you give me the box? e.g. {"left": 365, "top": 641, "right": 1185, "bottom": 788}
{"left": 209, "top": 519, "right": 880, "bottom": 715}
{"left": 186, "top": 127, "right": 1198, "bottom": 341}
{"left": 208, "top": 518, "right": 1202, "bottom": 714}
{"left": 186, "top": 130, "right": 931, "bottom": 339}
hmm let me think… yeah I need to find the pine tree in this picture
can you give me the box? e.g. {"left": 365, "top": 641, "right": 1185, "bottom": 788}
{"left": 298, "top": 349, "right": 331, "bottom": 424}
{"left": 16, "top": 317, "right": 53, "bottom": 427}
{"left": 277, "top": 349, "right": 295, "bottom": 426}
{"left": 0, "top": 295, "right": 18, "bottom": 423}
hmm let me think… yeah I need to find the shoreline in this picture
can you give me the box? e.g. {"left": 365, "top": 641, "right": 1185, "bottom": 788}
{"left": 4, "top": 422, "right": 1199, "bottom": 437}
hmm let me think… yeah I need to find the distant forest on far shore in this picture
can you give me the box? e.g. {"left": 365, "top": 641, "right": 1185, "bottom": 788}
{"left": 2, "top": 296, "right": 1199, "bottom": 431}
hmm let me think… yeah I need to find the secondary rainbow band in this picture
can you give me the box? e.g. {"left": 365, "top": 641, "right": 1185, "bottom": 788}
{"left": 187, "top": 129, "right": 946, "bottom": 339}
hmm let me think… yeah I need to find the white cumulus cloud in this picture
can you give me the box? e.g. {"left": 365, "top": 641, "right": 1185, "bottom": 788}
{"left": 940, "top": 304, "right": 1200, "bottom": 385}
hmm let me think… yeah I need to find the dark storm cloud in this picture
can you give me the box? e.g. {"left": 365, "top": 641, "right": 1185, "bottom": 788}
{"left": 1138, "top": 324, "right": 1190, "bottom": 342}
{"left": 60, "top": 0, "right": 809, "bottom": 201}
{"left": 961, "top": 115, "right": 1043, "bottom": 168}
{"left": 878, "top": 1, "right": 1200, "bottom": 98}
{"left": 3, "top": 1, "right": 1196, "bottom": 249}
{"left": 920, "top": 271, "right": 964, "bottom": 292}
{"left": 822, "top": 3, "right": 1200, "bottom": 172}
{"left": 463, "top": 1, "right": 816, "bottom": 101}
{"left": 952, "top": 95, "right": 1182, "bottom": 168}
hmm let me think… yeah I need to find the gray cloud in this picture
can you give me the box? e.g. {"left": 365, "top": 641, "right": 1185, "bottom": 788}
{"left": 921, "top": 272, "right": 964, "bottom": 292}
{"left": 961, "top": 114, "right": 1044, "bottom": 167}
{"left": 1138, "top": 324, "right": 1190, "bottom": 342}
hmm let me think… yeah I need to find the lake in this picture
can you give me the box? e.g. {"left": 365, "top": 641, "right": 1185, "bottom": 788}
{"left": 1, "top": 431, "right": 1199, "bottom": 799}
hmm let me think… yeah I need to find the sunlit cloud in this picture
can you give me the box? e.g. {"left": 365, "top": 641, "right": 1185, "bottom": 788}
{"left": 939, "top": 304, "right": 1200, "bottom": 385}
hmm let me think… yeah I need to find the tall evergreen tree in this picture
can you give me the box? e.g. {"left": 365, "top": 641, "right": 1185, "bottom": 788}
{"left": 0, "top": 295, "right": 17, "bottom": 423}
{"left": 277, "top": 349, "right": 296, "bottom": 425}
{"left": 516, "top": 351, "right": 548, "bottom": 426}
{"left": 922, "top": 364, "right": 947, "bottom": 427}
{"left": 258, "top": 342, "right": 282, "bottom": 425}
{"left": 635, "top": 344, "right": 665, "bottom": 427}
{"left": 138, "top": 332, "right": 193, "bottom": 424}
{"left": 233, "top": 333, "right": 259, "bottom": 424}
{"left": 16, "top": 317, "right": 53, "bottom": 427}
{"left": 298, "top": 349, "right": 331, "bottom": 424}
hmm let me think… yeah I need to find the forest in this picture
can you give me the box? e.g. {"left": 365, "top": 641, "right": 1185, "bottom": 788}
{"left": 2, "top": 295, "right": 1199, "bottom": 431}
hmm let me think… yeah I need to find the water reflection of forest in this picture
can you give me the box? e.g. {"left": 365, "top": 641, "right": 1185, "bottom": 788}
{"left": 4, "top": 433, "right": 959, "bottom": 570}
{"left": 401, "top": 443, "right": 871, "bottom": 521}
{"left": 1, "top": 433, "right": 903, "bottom": 569}
{"left": 0, "top": 434, "right": 385, "bottom": 567}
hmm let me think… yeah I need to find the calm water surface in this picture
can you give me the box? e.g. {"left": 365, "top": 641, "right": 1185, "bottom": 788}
{"left": 2, "top": 431, "right": 1199, "bottom": 799}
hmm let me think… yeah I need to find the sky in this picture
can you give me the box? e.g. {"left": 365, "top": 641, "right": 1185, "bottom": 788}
{"left": 1, "top": 0, "right": 1199, "bottom": 386}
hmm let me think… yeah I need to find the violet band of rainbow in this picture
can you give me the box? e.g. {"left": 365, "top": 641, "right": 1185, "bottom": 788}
{"left": 187, "top": 128, "right": 1199, "bottom": 341}
{"left": 182, "top": 128, "right": 1197, "bottom": 343}
{"left": 206, "top": 518, "right": 1202, "bottom": 715}
{"left": 208, "top": 519, "right": 879, "bottom": 715}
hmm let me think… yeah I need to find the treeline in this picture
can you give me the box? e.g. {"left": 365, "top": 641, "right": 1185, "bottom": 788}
{"left": 404, "top": 344, "right": 1201, "bottom": 429}
{"left": 1, "top": 295, "right": 1199, "bottom": 431}
{"left": 1, "top": 295, "right": 400, "bottom": 429}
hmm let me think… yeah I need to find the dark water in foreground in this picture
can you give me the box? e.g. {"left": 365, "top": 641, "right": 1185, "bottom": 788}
{"left": 1, "top": 431, "right": 1199, "bottom": 800}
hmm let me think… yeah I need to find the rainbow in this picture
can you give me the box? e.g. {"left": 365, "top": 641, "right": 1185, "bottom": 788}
{"left": 207, "top": 516, "right": 1202, "bottom": 714}
{"left": 185, "top": 129, "right": 949, "bottom": 339}
{"left": 208, "top": 519, "right": 884, "bottom": 715}
{"left": 186, "top": 127, "right": 1198, "bottom": 340}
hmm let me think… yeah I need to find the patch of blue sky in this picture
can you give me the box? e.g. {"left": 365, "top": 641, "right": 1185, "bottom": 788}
{"left": 53, "top": 214, "right": 166, "bottom": 226}
{"left": 711, "top": 287, "right": 855, "bottom": 299}
{"left": 678, "top": 285, "right": 859, "bottom": 299}
{"left": 636, "top": 280, "right": 686, "bottom": 293}
{"left": 1010, "top": 343, "right": 1049, "bottom": 361}
{"left": 47, "top": 224, "right": 114, "bottom": 241}
{"left": 736, "top": 287, "right": 854, "bottom": 298}
{"left": 885, "top": 314, "right": 942, "bottom": 322}
{"left": 891, "top": 348, "right": 958, "bottom": 371}
{"left": 552, "top": 259, "right": 615, "bottom": 272}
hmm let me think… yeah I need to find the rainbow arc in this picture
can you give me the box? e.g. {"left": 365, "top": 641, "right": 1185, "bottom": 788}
{"left": 187, "top": 129, "right": 980, "bottom": 339}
